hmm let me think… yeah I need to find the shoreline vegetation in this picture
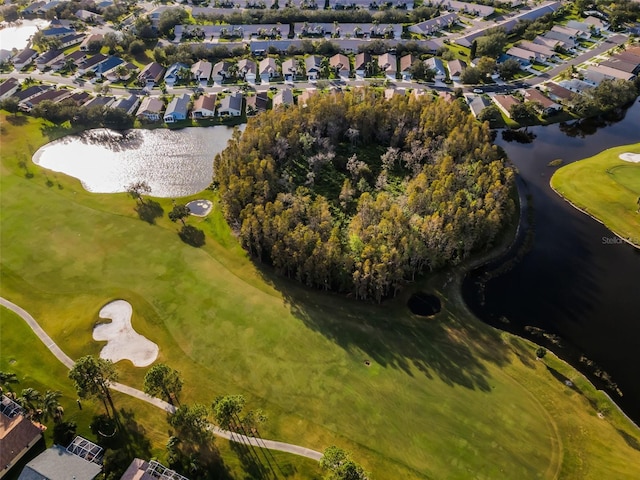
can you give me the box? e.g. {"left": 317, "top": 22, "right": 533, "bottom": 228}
{"left": 2, "top": 111, "right": 640, "bottom": 479}
{"left": 550, "top": 143, "right": 640, "bottom": 248}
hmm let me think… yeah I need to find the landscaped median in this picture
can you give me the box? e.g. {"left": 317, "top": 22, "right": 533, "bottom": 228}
{"left": 551, "top": 143, "right": 640, "bottom": 247}
{"left": 2, "top": 112, "right": 640, "bottom": 479}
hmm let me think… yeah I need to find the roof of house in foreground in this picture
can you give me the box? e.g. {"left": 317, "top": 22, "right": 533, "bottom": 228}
{"left": 17, "top": 445, "right": 102, "bottom": 480}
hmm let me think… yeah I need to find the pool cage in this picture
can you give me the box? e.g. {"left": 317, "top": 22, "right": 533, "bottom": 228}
{"left": 66, "top": 436, "right": 104, "bottom": 465}
{"left": 145, "top": 460, "right": 189, "bottom": 480}
{"left": 0, "top": 395, "right": 25, "bottom": 419}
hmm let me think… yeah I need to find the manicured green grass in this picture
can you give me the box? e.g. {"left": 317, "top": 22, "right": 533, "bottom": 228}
{"left": 1, "top": 113, "right": 640, "bottom": 479}
{"left": 551, "top": 143, "right": 640, "bottom": 246}
{"left": 0, "top": 306, "right": 322, "bottom": 480}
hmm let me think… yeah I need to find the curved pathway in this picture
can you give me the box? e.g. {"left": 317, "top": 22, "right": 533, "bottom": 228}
{"left": 0, "top": 296, "right": 323, "bottom": 461}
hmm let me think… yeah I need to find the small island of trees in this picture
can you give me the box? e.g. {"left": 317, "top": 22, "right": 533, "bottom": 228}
{"left": 214, "top": 89, "right": 515, "bottom": 301}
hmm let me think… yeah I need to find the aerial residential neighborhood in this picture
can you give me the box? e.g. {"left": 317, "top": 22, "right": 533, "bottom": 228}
{"left": 1, "top": 0, "right": 640, "bottom": 479}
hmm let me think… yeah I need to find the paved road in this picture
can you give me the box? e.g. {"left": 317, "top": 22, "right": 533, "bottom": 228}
{"left": 0, "top": 296, "right": 323, "bottom": 461}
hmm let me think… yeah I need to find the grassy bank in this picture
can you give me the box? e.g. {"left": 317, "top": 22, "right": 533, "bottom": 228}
{"left": 551, "top": 143, "right": 640, "bottom": 246}
{"left": 1, "top": 112, "right": 640, "bottom": 479}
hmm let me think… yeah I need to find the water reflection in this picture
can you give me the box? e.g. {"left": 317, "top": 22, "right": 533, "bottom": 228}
{"left": 0, "top": 20, "right": 49, "bottom": 50}
{"left": 33, "top": 126, "right": 243, "bottom": 197}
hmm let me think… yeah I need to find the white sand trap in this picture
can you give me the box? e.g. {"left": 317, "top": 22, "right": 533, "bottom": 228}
{"left": 93, "top": 300, "right": 158, "bottom": 367}
{"left": 619, "top": 153, "right": 640, "bottom": 163}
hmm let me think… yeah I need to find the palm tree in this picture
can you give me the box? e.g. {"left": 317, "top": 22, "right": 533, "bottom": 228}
{"left": 0, "top": 371, "right": 19, "bottom": 394}
{"left": 19, "top": 388, "right": 42, "bottom": 418}
{"left": 40, "top": 390, "right": 64, "bottom": 423}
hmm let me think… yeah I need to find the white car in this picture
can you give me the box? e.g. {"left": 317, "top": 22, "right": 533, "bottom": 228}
{"left": 473, "top": 88, "right": 483, "bottom": 93}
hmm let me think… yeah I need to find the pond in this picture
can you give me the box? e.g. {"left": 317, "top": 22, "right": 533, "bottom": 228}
{"left": 0, "top": 20, "right": 49, "bottom": 51}
{"left": 463, "top": 101, "right": 640, "bottom": 423}
{"left": 33, "top": 126, "right": 242, "bottom": 197}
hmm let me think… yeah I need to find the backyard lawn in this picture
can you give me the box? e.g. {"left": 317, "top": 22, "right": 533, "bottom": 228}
{"left": 1, "top": 113, "right": 640, "bottom": 479}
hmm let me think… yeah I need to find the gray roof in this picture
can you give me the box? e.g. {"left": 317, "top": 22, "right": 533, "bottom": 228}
{"left": 18, "top": 445, "right": 102, "bottom": 480}
{"left": 165, "top": 93, "right": 191, "bottom": 117}
{"left": 219, "top": 92, "right": 243, "bottom": 112}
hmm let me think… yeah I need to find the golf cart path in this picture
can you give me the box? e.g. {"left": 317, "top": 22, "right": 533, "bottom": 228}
{"left": 0, "top": 296, "right": 323, "bottom": 461}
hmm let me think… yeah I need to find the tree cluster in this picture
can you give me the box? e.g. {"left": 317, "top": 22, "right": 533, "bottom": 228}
{"left": 320, "top": 446, "right": 369, "bottom": 480}
{"left": 568, "top": 78, "right": 639, "bottom": 118}
{"left": 215, "top": 89, "right": 515, "bottom": 301}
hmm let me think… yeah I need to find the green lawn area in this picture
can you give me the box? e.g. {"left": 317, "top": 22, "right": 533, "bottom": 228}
{"left": 551, "top": 143, "right": 640, "bottom": 246}
{"left": 1, "top": 113, "right": 640, "bottom": 479}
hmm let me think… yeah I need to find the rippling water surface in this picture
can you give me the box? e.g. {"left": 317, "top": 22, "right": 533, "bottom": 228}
{"left": 0, "top": 20, "right": 49, "bottom": 50}
{"left": 33, "top": 126, "right": 242, "bottom": 197}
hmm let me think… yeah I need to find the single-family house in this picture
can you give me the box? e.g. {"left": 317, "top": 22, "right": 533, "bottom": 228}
{"left": 354, "top": 52, "right": 371, "bottom": 78}
{"left": 138, "top": 62, "right": 166, "bottom": 87}
{"left": 136, "top": 97, "right": 165, "bottom": 121}
{"left": 12, "top": 48, "right": 38, "bottom": 70}
{"left": 273, "top": 88, "right": 294, "bottom": 108}
{"left": 550, "top": 25, "right": 581, "bottom": 40}
{"left": 0, "top": 395, "right": 43, "bottom": 479}
{"left": 36, "top": 49, "right": 65, "bottom": 72}
{"left": 120, "top": 459, "right": 185, "bottom": 480}
{"left": 523, "top": 88, "right": 562, "bottom": 115}
{"left": 424, "top": 57, "right": 446, "bottom": 81}
{"left": 586, "top": 64, "right": 635, "bottom": 81}
{"left": 93, "top": 56, "right": 124, "bottom": 78}
{"left": 212, "top": 61, "right": 233, "bottom": 83}
{"left": 408, "top": 13, "right": 458, "bottom": 36}
{"left": 584, "top": 15, "right": 606, "bottom": 32}
{"left": 13, "top": 85, "right": 52, "bottom": 103}
{"left": 400, "top": 54, "right": 416, "bottom": 81}
{"left": 79, "top": 34, "right": 103, "bottom": 51}
{"left": 75, "top": 9, "right": 103, "bottom": 23}
{"left": 600, "top": 54, "right": 640, "bottom": 75}
{"left": 66, "top": 91, "right": 92, "bottom": 106}
{"left": 41, "top": 27, "right": 75, "bottom": 39}
{"left": 191, "top": 60, "right": 213, "bottom": 82}
{"left": 566, "top": 20, "right": 593, "bottom": 37}
{"left": 83, "top": 95, "right": 115, "bottom": 109}
{"left": 17, "top": 439, "right": 102, "bottom": 480}
{"left": 0, "top": 77, "right": 20, "bottom": 100}
{"left": 518, "top": 41, "right": 556, "bottom": 61}
{"left": 305, "top": 55, "right": 322, "bottom": 81}
{"left": 543, "top": 82, "right": 574, "bottom": 102}
{"left": 237, "top": 59, "right": 257, "bottom": 84}
{"left": 378, "top": 53, "right": 397, "bottom": 80}
{"left": 191, "top": 94, "right": 217, "bottom": 118}
{"left": 492, "top": 94, "right": 520, "bottom": 118}
{"left": 297, "top": 88, "right": 317, "bottom": 107}
{"left": 164, "top": 93, "right": 191, "bottom": 123}
{"left": 59, "top": 34, "right": 85, "bottom": 49}
{"left": 281, "top": 58, "right": 297, "bottom": 82}
{"left": 246, "top": 91, "right": 269, "bottom": 114}
{"left": 66, "top": 50, "right": 89, "bottom": 66}
{"left": 506, "top": 47, "right": 537, "bottom": 65}
{"left": 110, "top": 95, "right": 140, "bottom": 115}
{"left": 259, "top": 57, "right": 279, "bottom": 84}
{"left": 468, "top": 95, "right": 491, "bottom": 118}
{"left": 330, "top": 54, "right": 350, "bottom": 80}
{"left": 217, "top": 92, "right": 243, "bottom": 116}
{"left": 77, "top": 54, "right": 107, "bottom": 75}
{"left": 544, "top": 30, "right": 577, "bottom": 49}
{"left": 164, "top": 63, "right": 189, "bottom": 86}
{"left": 447, "top": 59, "right": 466, "bottom": 80}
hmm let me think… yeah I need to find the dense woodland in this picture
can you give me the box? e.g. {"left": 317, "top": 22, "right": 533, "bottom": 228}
{"left": 214, "top": 90, "right": 515, "bottom": 301}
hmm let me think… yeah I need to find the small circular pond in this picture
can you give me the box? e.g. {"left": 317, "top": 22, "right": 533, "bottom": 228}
{"left": 33, "top": 126, "right": 243, "bottom": 198}
{"left": 407, "top": 292, "right": 441, "bottom": 317}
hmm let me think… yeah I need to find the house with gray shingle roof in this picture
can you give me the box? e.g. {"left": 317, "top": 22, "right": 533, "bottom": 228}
{"left": 164, "top": 93, "right": 191, "bottom": 123}
{"left": 17, "top": 444, "right": 101, "bottom": 480}
{"left": 217, "top": 92, "right": 243, "bottom": 116}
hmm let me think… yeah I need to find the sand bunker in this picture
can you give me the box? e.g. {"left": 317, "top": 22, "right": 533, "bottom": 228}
{"left": 619, "top": 153, "right": 640, "bottom": 163}
{"left": 93, "top": 300, "right": 158, "bottom": 367}
{"left": 186, "top": 199, "right": 213, "bottom": 217}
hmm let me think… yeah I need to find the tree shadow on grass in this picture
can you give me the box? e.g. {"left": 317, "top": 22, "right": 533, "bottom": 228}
{"left": 228, "top": 433, "right": 285, "bottom": 480}
{"left": 135, "top": 200, "right": 164, "bottom": 224}
{"left": 5, "top": 115, "right": 28, "bottom": 126}
{"left": 255, "top": 264, "right": 513, "bottom": 393}
{"left": 545, "top": 365, "right": 584, "bottom": 396}
{"left": 616, "top": 428, "right": 640, "bottom": 452}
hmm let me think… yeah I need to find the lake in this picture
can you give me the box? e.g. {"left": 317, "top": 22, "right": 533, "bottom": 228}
{"left": 0, "top": 19, "right": 49, "bottom": 51}
{"left": 33, "top": 126, "right": 242, "bottom": 197}
{"left": 463, "top": 101, "right": 640, "bottom": 423}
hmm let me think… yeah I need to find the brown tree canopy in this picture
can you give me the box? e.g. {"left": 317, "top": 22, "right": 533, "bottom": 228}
{"left": 214, "top": 89, "right": 515, "bottom": 301}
